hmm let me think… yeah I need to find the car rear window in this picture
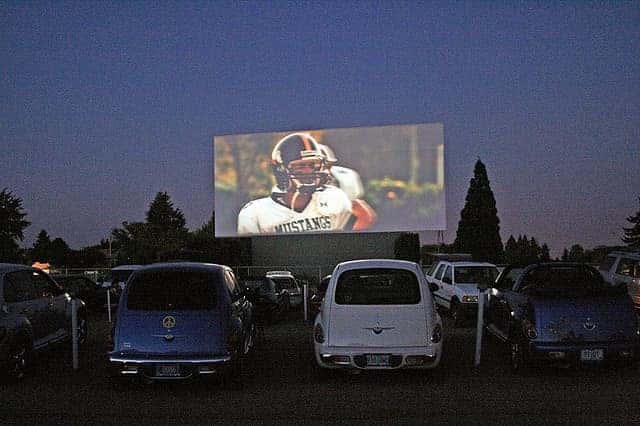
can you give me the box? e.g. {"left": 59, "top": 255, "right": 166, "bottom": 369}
{"left": 126, "top": 270, "right": 218, "bottom": 310}
{"left": 334, "top": 268, "right": 421, "bottom": 305}
{"left": 454, "top": 266, "right": 499, "bottom": 285}
{"left": 518, "top": 266, "right": 609, "bottom": 295}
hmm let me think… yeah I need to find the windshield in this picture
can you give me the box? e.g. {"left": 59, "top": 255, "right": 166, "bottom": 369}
{"left": 126, "top": 269, "right": 218, "bottom": 310}
{"left": 335, "top": 268, "right": 421, "bottom": 305}
{"left": 454, "top": 266, "right": 498, "bottom": 284}
{"left": 271, "top": 277, "right": 296, "bottom": 291}
{"left": 245, "top": 278, "right": 273, "bottom": 294}
{"left": 518, "top": 266, "right": 609, "bottom": 295}
{"left": 107, "top": 270, "right": 137, "bottom": 283}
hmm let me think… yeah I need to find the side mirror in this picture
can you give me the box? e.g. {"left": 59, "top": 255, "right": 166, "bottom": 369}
{"left": 429, "top": 282, "right": 439, "bottom": 292}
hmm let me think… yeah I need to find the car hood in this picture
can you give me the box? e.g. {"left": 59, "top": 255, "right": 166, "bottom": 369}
{"left": 529, "top": 294, "right": 637, "bottom": 342}
{"left": 114, "top": 309, "right": 228, "bottom": 356}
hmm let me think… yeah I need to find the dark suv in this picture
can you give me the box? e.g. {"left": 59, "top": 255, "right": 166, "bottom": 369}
{"left": 0, "top": 264, "right": 87, "bottom": 380}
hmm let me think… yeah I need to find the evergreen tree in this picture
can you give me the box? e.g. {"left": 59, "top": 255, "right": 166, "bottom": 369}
{"left": 0, "top": 188, "right": 30, "bottom": 262}
{"left": 31, "top": 229, "right": 52, "bottom": 261}
{"left": 622, "top": 197, "right": 640, "bottom": 249}
{"left": 454, "top": 160, "right": 503, "bottom": 263}
{"left": 146, "top": 191, "right": 186, "bottom": 232}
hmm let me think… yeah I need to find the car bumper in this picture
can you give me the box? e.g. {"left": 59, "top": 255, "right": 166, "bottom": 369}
{"left": 314, "top": 344, "right": 441, "bottom": 370}
{"left": 525, "top": 341, "right": 640, "bottom": 365}
{"left": 108, "top": 353, "right": 232, "bottom": 379}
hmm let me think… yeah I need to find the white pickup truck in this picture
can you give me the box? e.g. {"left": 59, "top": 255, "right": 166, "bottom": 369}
{"left": 598, "top": 251, "right": 640, "bottom": 309}
{"left": 425, "top": 260, "right": 499, "bottom": 326}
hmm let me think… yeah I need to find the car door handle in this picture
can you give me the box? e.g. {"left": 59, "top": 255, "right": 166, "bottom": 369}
{"left": 21, "top": 308, "right": 33, "bottom": 315}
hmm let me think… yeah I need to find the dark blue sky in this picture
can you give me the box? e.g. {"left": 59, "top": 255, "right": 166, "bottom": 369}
{"left": 2, "top": 1, "right": 639, "bottom": 255}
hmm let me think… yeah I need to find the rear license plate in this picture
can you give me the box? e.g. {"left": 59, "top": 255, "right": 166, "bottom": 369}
{"left": 366, "top": 354, "right": 390, "bottom": 366}
{"left": 156, "top": 364, "right": 180, "bottom": 377}
{"left": 580, "top": 349, "right": 604, "bottom": 362}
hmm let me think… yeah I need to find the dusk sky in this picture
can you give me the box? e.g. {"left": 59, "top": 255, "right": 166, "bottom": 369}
{"left": 2, "top": 2, "right": 639, "bottom": 256}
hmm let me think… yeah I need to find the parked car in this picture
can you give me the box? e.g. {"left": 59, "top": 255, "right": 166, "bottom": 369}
{"left": 598, "top": 251, "right": 640, "bottom": 309}
{"left": 53, "top": 275, "right": 105, "bottom": 311}
{"left": 108, "top": 263, "right": 256, "bottom": 383}
{"left": 265, "top": 271, "right": 302, "bottom": 309}
{"left": 244, "top": 277, "right": 287, "bottom": 322}
{"left": 314, "top": 259, "right": 442, "bottom": 371}
{"left": 100, "top": 265, "right": 143, "bottom": 305}
{"left": 485, "top": 262, "right": 640, "bottom": 370}
{"left": 0, "top": 264, "right": 87, "bottom": 380}
{"left": 426, "top": 260, "right": 499, "bottom": 326}
{"left": 309, "top": 275, "right": 331, "bottom": 319}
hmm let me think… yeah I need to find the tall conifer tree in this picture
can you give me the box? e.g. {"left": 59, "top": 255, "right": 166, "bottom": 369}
{"left": 453, "top": 160, "right": 503, "bottom": 263}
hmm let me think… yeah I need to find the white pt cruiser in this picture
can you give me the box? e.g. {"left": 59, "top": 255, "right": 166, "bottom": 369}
{"left": 313, "top": 259, "right": 442, "bottom": 371}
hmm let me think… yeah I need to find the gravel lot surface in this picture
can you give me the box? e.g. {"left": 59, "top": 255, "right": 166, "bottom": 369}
{"left": 1, "top": 310, "right": 640, "bottom": 425}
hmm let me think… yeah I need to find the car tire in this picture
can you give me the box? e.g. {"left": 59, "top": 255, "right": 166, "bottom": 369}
{"left": 76, "top": 314, "right": 88, "bottom": 346}
{"left": 282, "top": 295, "right": 291, "bottom": 315}
{"left": 4, "top": 338, "right": 32, "bottom": 382}
{"left": 450, "top": 300, "right": 463, "bottom": 327}
{"left": 221, "top": 358, "right": 243, "bottom": 389}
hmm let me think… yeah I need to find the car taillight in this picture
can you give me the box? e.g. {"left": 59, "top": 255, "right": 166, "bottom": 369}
{"left": 314, "top": 324, "right": 324, "bottom": 344}
{"left": 522, "top": 319, "right": 538, "bottom": 339}
{"left": 430, "top": 323, "right": 442, "bottom": 344}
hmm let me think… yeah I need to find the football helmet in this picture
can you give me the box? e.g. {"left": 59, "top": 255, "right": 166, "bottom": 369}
{"left": 272, "top": 133, "right": 330, "bottom": 194}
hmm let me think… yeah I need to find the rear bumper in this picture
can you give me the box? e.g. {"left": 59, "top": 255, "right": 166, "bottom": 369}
{"left": 525, "top": 341, "right": 640, "bottom": 365}
{"left": 108, "top": 353, "right": 232, "bottom": 379}
{"left": 314, "top": 344, "right": 441, "bottom": 370}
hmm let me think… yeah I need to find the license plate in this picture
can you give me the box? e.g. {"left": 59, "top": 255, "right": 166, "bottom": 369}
{"left": 366, "top": 354, "right": 390, "bottom": 366}
{"left": 580, "top": 349, "right": 604, "bottom": 362}
{"left": 156, "top": 364, "right": 180, "bottom": 377}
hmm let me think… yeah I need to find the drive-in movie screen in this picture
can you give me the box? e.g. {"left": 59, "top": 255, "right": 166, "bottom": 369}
{"left": 214, "top": 123, "right": 445, "bottom": 237}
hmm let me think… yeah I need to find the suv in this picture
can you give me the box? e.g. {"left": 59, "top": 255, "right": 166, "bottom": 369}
{"left": 0, "top": 264, "right": 87, "bottom": 380}
{"left": 598, "top": 251, "right": 640, "bottom": 309}
{"left": 426, "top": 260, "right": 499, "bottom": 326}
{"left": 265, "top": 271, "right": 302, "bottom": 309}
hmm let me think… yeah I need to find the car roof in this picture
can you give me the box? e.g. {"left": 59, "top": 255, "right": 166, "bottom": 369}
{"left": 607, "top": 251, "right": 640, "bottom": 259}
{"left": 335, "top": 259, "right": 420, "bottom": 272}
{"left": 111, "top": 264, "right": 144, "bottom": 271}
{"left": 437, "top": 261, "right": 498, "bottom": 267}
{"left": 134, "top": 262, "right": 230, "bottom": 273}
{"left": 0, "top": 263, "right": 33, "bottom": 274}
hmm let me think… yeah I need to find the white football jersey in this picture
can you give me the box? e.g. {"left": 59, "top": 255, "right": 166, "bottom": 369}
{"left": 330, "top": 166, "right": 364, "bottom": 200}
{"left": 237, "top": 186, "right": 353, "bottom": 235}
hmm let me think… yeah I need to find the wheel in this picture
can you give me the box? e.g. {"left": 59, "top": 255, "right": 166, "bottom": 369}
{"left": 221, "top": 358, "right": 243, "bottom": 389}
{"left": 282, "top": 295, "right": 291, "bottom": 314}
{"left": 4, "top": 339, "right": 32, "bottom": 382}
{"left": 450, "top": 300, "right": 462, "bottom": 327}
{"left": 76, "top": 315, "right": 88, "bottom": 346}
{"left": 242, "top": 324, "right": 256, "bottom": 356}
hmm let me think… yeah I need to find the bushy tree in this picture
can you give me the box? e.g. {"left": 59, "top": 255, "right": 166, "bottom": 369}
{"left": 453, "top": 160, "right": 503, "bottom": 263}
{"left": 0, "top": 188, "right": 30, "bottom": 262}
{"left": 111, "top": 192, "right": 189, "bottom": 264}
{"left": 31, "top": 229, "right": 52, "bottom": 261}
{"left": 561, "top": 244, "right": 587, "bottom": 262}
{"left": 622, "top": 197, "right": 640, "bottom": 249}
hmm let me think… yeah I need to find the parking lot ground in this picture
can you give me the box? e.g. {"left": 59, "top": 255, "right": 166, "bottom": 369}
{"left": 2, "top": 310, "right": 640, "bottom": 424}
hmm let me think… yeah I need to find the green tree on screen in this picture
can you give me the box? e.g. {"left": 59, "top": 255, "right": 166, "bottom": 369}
{"left": 622, "top": 197, "right": 640, "bottom": 249}
{"left": 453, "top": 160, "right": 503, "bottom": 263}
{"left": 0, "top": 188, "right": 30, "bottom": 262}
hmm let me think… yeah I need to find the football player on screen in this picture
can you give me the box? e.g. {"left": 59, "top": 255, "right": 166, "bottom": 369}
{"left": 237, "top": 133, "right": 376, "bottom": 235}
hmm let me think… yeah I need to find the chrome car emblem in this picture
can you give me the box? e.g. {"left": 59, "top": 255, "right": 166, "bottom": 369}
{"left": 583, "top": 318, "right": 596, "bottom": 331}
{"left": 163, "top": 334, "right": 175, "bottom": 341}
{"left": 163, "top": 315, "right": 176, "bottom": 329}
{"left": 363, "top": 322, "right": 395, "bottom": 335}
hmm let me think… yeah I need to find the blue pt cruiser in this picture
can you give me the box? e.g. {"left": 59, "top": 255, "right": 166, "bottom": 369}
{"left": 485, "top": 262, "right": 640, "bottom": 370}
{"left": 108, "top": 263, "right": 255, "bottom": 383}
